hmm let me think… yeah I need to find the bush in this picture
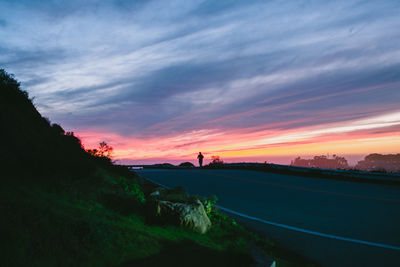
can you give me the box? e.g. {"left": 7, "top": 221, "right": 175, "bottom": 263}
{"left": 208, "top": 156, "right": 224, "bottom": 167}
{"left": 104, "top": 175, "right": 146, "bottom": 204}
{"left": 203, "top": 195, "right": 218, "bottom": 217}
{"left": 179, "top": 162, "right": 195, "bottom": 168}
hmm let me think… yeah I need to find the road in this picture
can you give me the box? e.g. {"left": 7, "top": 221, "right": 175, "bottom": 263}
{"left": 136, "top": 168, "right": 400, "bottom": 267}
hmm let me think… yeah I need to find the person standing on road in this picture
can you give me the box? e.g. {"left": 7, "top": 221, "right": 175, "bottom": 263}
{"left": 197, "top": 152, "right": 204, "bottom": 167}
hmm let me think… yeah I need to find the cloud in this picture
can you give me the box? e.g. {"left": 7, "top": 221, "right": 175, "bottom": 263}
{"left": 1, "top": 0, "right": 400, "bottom": 162}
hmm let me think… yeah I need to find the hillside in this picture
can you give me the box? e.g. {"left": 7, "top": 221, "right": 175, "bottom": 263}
{"left": 0, "top": 69, "right": 285, "bottom": 266}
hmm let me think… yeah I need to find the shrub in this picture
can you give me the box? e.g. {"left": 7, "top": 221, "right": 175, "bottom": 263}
{"left": 104, "top": 175, "right": 146, "bottom": 204}
{"left": 203, "top": 195, "right": 218, "bottom": 217}
{"left": 208, "top": 156, "right": 224, "bottom": 167}
{"left": 179, "top": 162, "right": 195, "bottom": 168}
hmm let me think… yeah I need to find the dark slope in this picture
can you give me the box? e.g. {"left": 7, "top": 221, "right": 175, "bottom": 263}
{"left": 0, "top": 69, "right": 97, "bottom": 180}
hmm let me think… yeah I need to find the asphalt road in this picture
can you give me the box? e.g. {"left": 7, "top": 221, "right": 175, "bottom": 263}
{"left": 136, "top": 168, "right": 400, "bottom": 267}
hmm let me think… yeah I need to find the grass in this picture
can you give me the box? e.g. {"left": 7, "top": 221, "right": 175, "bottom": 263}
{"left": 0, "top": 167, "right": 270, "bottom": 267}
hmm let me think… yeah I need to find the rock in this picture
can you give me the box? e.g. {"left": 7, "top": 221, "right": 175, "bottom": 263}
{"left": 149, "top": 199, "right": 212, "bottom": 234}
{"left": 149, "top": 187, "right": 166, "bottom": 197}
{"left": 150, "top": 190, "right": 161, "bottom": 197}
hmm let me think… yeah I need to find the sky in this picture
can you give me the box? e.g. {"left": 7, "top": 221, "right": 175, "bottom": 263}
{"left": 1, "top": 0, "right": 400, "bottom": 165}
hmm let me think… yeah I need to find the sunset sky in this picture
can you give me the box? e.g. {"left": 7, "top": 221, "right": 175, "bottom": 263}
{"left": 1, "top": 0, "right": 399, "bottom": 165}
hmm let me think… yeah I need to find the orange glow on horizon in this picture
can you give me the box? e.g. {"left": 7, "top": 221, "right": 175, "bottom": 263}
{"left": 75, "top": 110, "right": 400, "bottom": 165}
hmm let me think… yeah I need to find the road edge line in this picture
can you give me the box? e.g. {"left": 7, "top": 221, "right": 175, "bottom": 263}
{"left": 141, "top": 175, "right": 400, "bottom": 251}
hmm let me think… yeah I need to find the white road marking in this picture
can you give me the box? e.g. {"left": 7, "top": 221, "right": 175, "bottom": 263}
{"left": 217, "top": 206, "right": 400, "bottom": 251}
{"left": 142, "top": 175, "right": 400, "bottom": 251}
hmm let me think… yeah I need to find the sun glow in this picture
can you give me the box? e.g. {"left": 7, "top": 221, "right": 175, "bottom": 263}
{"left": 77, "top": 111, "right": 400, "bottom": 164}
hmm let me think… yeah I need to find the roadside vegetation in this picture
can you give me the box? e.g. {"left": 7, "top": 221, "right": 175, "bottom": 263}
{"left": 2, "top": 165, "right": 267, "bottom": 266}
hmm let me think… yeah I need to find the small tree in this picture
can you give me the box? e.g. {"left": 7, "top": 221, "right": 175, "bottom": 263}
{"left": 98, "top": 141, "right": 113, "bottom": 158}
{"left": 210, "top": 155, "right": 224, "bottom": 166}
{"left": 87, "top": 141, "right": 113, "bottom": 159}
{"left": 51, "top": 123, "right": 65, "bottom": 135}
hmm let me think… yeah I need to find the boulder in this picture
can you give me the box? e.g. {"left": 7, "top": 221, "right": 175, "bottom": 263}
{"left": 149, "top": 187, "right": 166, "bottom": 197}
{"left": 149, "top": 199, "right": 211, "bottom": 234}
{"left": 149, "top": 190, "right": 160, "bottom": 197}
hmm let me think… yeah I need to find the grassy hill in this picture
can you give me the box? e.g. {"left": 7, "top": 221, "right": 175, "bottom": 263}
{"left": 0, "top": 69, "right": 285, "bottom": 266}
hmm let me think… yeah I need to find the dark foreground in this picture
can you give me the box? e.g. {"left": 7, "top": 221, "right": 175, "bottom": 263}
{"left": 137, "top": 168, "right": 400, "bottom": 267}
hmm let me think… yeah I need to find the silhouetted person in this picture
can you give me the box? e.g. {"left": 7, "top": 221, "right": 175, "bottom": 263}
{"left": 197, "top": 152, "right": 204, "bottom": 167}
